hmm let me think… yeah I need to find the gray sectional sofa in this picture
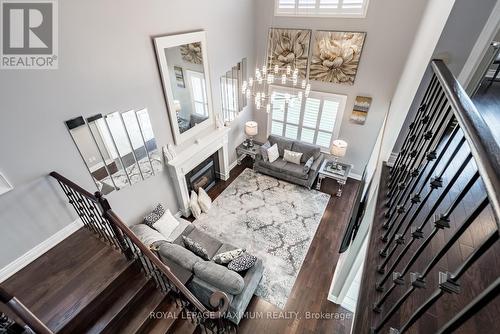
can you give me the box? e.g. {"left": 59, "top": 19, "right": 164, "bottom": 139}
{"left": 132, "top": 219, "right": 263, "bottom": 325}
{"left": 254, "top": 135, "right": 325, "bottom": 189}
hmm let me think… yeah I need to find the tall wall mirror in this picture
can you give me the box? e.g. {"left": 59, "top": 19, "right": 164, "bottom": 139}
{"left": 154, "top": 31, "right": 215, "bottom": 145}
{"left": 65, "top": 108, "right": 162, "bottom": 194}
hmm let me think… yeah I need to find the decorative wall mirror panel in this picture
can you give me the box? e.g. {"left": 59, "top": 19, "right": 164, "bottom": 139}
{"left": 154, "top": 31, "right": 215, "bottom": 145}
{"left": 65, "top": 108, "right": 162, "bottom": 194}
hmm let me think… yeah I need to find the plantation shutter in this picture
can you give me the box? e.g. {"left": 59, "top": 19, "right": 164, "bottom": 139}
{"left": 276, "top": 0, "right": 368, "bottom": 16}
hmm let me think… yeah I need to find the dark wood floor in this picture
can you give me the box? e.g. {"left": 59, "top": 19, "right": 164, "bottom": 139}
{"left": 472, "top": 80, "right": 500, "bottom": 144}
{"left": 355, "top": 154, "right": 500, "bottom": 332}
{"left": 205, "top": 158, "right": 361, "bottom": 334}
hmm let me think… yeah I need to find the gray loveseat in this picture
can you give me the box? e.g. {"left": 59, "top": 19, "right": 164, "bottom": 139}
{"left": 139, "top": 220, "right": 263, "bottom": 325}
{"left": 254, "top": 135, "right": 325, "bottom": 189}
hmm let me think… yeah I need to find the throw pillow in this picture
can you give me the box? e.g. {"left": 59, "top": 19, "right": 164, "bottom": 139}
{"left": 283, "top": 149, "right": 303, "bottom": 165}
{"left": 267, "top": 143, "right": 279, "bottom": 163}
{"left": 130, "top": 224, "right": 167, "bottom": 248}
{"left": 143, "top": 203, "right": 166, "bottom": 227}
{"left": 303, "top": 156, "right": 314, "bottom": 173}
{"left": 198, "top": 188, "right": 212, "bottom": 213}
{"left": 228, "top": 253, "right": 258, "bottom": 272}
{"left": 182, "top": 235, "right": 210, "bottom": 260}
{"left": 260, "top": 141, "right": 271, "bottom": 161}
{"left": 189, "top": 191, "right": 202, "bottom": 219}
{"left": 212, "top": 248, "right": 246, "bottom": 265}
{"left": 152, "top": 209, "right": 179, "bottom": 239}
{"left": 157, "top": 242, "right": 203, "bottom": 271}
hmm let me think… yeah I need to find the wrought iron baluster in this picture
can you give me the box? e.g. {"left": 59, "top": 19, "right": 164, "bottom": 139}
{"left": 372, "top": 197, "right": 489, "bottom": 332}
{"left": 390, "top": 229, "right": 498, "bottom": 334}
{"left": 391, "top": 76, "right": 437, "bottom": 174}
{"left": 389, "top": 85, "right": 443, "bottom": 191}
{"left": 380, "top": 135, "right": 466, "bottom": 248}
{"left": 386, "top": 107, "right": 452, "bottom": 215}
{"left": 388, "top": 92, "right": 448, "bottom": 197}
{"left": 384, "top": 123, "right": 459, "bottom": 226}
{"left": 377, "top": 153, "right": 473, "bottom": 281}
{"left": 373, "top": 171, "right": 480, "bottom": 310}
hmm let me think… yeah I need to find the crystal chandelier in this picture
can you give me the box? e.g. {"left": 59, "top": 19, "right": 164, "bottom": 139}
{"left": 241, "top": 31, "right": 312, "bottom": 114}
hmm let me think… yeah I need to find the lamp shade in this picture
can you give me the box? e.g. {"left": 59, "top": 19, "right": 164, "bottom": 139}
{"left": 331, "top": 139, "right": 348, "bottom": 157}
{"left": 245, "top": 121, "right": 258, "bottom": 136}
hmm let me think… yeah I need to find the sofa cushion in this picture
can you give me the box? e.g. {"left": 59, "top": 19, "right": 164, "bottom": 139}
{"left": 260, "top": 158, "right": 287, "bottom": 174}
{"left": 182, "top": 236, "right": 210, "bottom": 260}
{"left": 158, "top": 242, "right": 203, "bottom": 271}
{"left": 193, "top": 261, "right": 245, "bottom": 295}
{"left": 268, "top": 135, "right": 294, "bottom": 156}
{"left": 283, "top": 162, "right": 309, "bottom": 180}
{"left": 292, "top": 141, "right": 321, "bottom": 163}
{"left": 152, "top": 209, "right": 179, "bottom": 239}
{"left": 186, "top": 228, "right": 223, "bottom": 259}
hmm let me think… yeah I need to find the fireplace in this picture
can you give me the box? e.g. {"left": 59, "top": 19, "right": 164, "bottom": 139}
{"left": 185, "top": 154, "right": 218, "bottom": 193}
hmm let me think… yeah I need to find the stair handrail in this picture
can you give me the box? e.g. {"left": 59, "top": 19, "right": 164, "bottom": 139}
{"left": 0, "top": 286, "right": 54, "bottom": 334}
{"left": 49, "top": 171, "right": 230, "bottom": 321}
{"left": 102, "top": 208, "right": 230, "bottom": 319}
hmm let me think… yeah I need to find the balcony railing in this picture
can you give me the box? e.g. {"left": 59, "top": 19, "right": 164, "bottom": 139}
{"left": 354, "top": 60, "right": 500, "bottom": 333}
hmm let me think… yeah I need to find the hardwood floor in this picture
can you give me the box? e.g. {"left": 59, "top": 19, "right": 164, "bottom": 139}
{"left": 205, "top": 158, "right": 361, "bottom": 334}
{"left": 472, "top": 80, "right": 500, "bottom": 145}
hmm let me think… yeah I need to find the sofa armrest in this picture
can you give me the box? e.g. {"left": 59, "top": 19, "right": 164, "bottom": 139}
{"left": 310, "top": 154, "right": 325, "bottom": 172}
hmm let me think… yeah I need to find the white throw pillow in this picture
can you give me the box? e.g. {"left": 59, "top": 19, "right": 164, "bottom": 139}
{"left": 130, "top": 224, "right": 167, "bottom": 248}
{"left": 267, "top": 143, "right": 279, "bottom": 163}
{"left": 198, "top": 188, "right": 212, "bottom": 213}
{"left": 283, "top": 149, "right": 303, "bottom": 165}
{"left": 190, "top": 190, "right": 202, "bottom": 219}
{"left": 152, "top": 209, "right": 180, "bottom": 239}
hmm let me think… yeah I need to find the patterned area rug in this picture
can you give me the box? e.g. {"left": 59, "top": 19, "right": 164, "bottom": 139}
{"left": 194, "top": 168, "right": 330, "bottom": 308}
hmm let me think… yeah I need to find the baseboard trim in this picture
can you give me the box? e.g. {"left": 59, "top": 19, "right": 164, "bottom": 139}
{"left": 229, "top": 160, "right": 238, "bottom": 171}
{"left": 0, "top": 219, "right": 83, "bottom": 283}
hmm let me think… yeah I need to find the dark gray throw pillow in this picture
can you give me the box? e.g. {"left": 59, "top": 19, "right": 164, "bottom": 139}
{"left": 182, "top": 236, "right": 210, "bottom": 260}
{"left": 260, "top": 141, "right": 271, "bottom": 161}
{"left": 228, "top": 253, "right": 257, "bottom": 272}
{"left": 143, "top": 203, "right": 165, "bottom": 227}
{"left": 303, "top": 156, "right": 314, "bottom": 173}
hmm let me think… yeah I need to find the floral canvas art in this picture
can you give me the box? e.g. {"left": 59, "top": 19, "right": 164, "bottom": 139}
{"left": 310, "top": 31, "right": 366, "bottom": 85}
{"left": 267, "top": 28, "right": 311, "bottom": 80}
{"left": 180, "top": 42, "right": 203, "bottom": 64}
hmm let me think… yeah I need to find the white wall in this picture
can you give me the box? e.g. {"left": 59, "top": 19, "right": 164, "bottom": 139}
{"left": 0, "top": 0, "right": 255, "bottom": 269}
{"left": 252, "top": 0, "right": 429, "bottom": 176}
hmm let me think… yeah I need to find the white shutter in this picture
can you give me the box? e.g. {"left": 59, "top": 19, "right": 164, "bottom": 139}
{"left": 277, "top": 0, "right": 296, "bottom": 9}
{"left": 276, "top": 0, "right": 368, "bottom": 17}
{"left": 286, "top": 100, "right": 301, "bottom": 125}
{"left": 271, "top": 121, "right": 284, "bottom": 136}
{"left": 303, "top": 98, "right": 321, "bottom": 128}
{"left": 271, "top": 92, "right": 286, "bottom": 121}
{"left": 319, "top": 100, "right": 339, "bottom": 132}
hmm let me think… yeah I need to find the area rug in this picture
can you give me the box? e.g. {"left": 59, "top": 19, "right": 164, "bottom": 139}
{"left": 194, "top": 168, "right": 330, "bottom": 308}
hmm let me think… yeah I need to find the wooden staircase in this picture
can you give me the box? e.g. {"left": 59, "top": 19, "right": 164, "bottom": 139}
{"left": 2, "top": 228, "right": 200, "bottom": 334}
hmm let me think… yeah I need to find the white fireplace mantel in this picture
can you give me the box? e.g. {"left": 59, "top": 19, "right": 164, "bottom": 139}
{"left": 167, "top": 128, "right": 230, "bottom": 216}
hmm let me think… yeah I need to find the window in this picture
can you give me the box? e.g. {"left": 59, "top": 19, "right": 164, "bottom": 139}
{"left": 186, "top": 70, "right": 208, "bottom": 117}
{"left": 275, "top": 0, "right": 369, "bottom": 17}
{"left": 269, "top": 86, "right": 346, "bottom": 149}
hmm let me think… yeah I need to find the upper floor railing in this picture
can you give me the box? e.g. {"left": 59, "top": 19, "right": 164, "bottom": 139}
{"left": 354, "top": 59, "right": 500, "bottom": 333}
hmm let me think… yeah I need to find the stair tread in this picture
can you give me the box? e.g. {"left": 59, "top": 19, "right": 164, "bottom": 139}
{"left": 105, "top": 281, "right": 166, "bottom": 334}
{"left": 82, "top": 266, "right": 148, "bottom": 334}
{"left": 167, "top": 313, "right": 198, "bottom": 334}
{"left": 3, "top": 228, "right": 131, "bottom": 333}
{"left": 138, "top": 295, "right": 181, "bottom": 334}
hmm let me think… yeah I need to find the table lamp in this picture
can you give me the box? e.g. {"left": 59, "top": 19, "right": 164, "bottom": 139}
{"left": 330, "top": 140, "right": 348, "bottom": 165}
{"left": 244, "top": 121, "right": 258, "bottom": 147}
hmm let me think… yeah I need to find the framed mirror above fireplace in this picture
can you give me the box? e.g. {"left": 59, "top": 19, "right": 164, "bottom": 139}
{"left": 154, "top": 31, "right": 215, "bottom": 145}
